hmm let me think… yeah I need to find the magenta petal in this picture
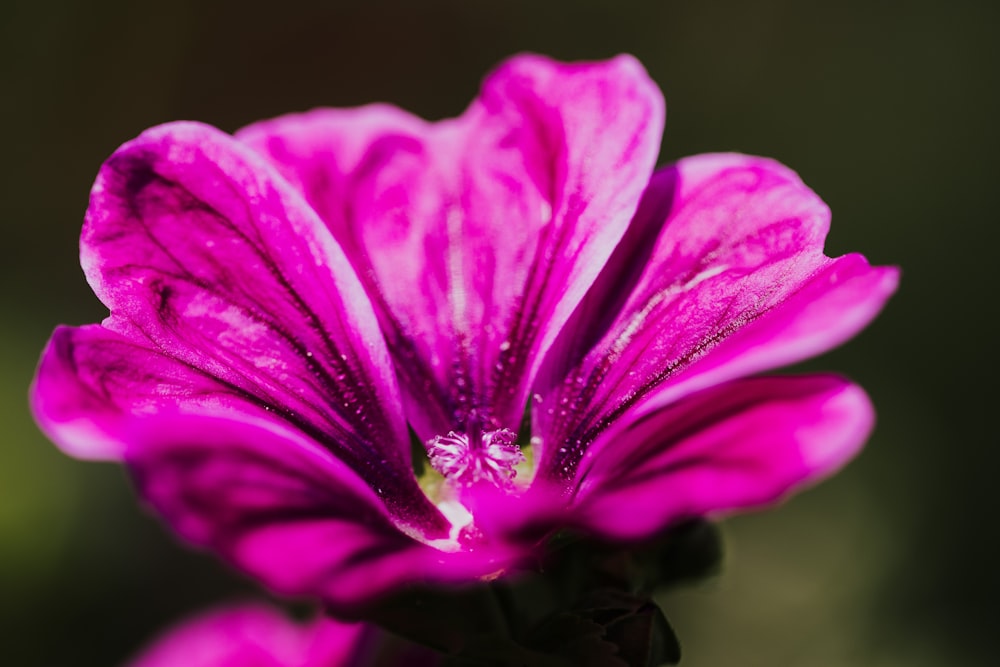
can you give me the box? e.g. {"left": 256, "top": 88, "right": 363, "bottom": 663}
{"left": 569, "top": 375, "right": 873, "bottom": 540}
{"left": 79, "top": 121, "right": 418, "bottom": 497}
{"left": 128, "top": 603, "right": 363, "bottom": 667}
{"left": 31, "top": 324, "right": 266, "bottom": 460}
{"left": 128, "top": 413, "right": 515, "bottom": 612}
{"left": 535, "top": 154, "right": 898, "bottom": 479}
{"left": 238, "top": 54, "right": 665, "bottom": 438}
{"left": 31, "top": 323, "right": 447, "bottom": 537}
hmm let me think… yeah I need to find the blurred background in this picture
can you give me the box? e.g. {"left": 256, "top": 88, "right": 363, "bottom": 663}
{"left": 1, "top": 1, "right": 996, "bottom": 664}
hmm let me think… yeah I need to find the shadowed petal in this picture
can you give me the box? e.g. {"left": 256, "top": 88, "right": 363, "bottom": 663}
{"left": 535, "top": 154, "right": 898, "bottom": 481}
{"left": 128, "top": 414, "right": 521, "bottom": 613}
{"left": 238, "top": 54, "right": 665, "bottom": 439}
{"left": 75, "top": 121, "right": 428, "bottom": 515}
{"left": 128, "top": 603, "right": 363, "bottom": 667}
{"left": 568, "top": 375, "right": 873, "bottom": 540}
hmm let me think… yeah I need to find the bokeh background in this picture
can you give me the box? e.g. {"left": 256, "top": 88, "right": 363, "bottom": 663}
{"left": 2, "top": 1, "right": 996, "bottom": 665}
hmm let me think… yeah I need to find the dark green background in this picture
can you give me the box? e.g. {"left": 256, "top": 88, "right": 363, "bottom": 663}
{"left": 2, "top": 1, "right": 995, "bottom": 664}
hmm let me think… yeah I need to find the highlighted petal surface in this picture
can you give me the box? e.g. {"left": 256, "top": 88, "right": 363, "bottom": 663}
{"left": 535, "top": 154, "right": 898, "bottom": 480}
{"left": 238, "top": 54, "right": 665, "bottom": 438}
{"left": 40, "top": 121, "right": 441, "bottom": 524}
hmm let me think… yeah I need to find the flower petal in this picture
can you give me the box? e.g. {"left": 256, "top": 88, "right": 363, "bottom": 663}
{"left": 128, "top": 603, "right": 363, "bottom": 667}
{"left": 534, "top": 154, "right": 898, "bottom": 480}
{"left": 78, "top": 121, "right": 420, "bottom": 505}
{"left": 568, "top": 375, "right": 873, "bottom": 541}
{"left": 31, "top": 324, "right": 263, "bottom": 461}
{"left": 238, "top": 54, "right": 665, "bottom": 438}
{"left": 127, "top": 413, "right": 520, "bottom": 613}
{"left": 32, "top": 325, "right": 455, "bottom": 531}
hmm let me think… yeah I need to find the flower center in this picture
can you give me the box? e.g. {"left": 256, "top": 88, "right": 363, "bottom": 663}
{"left": 426, "top": 427, "right": 524, "bottom": 489}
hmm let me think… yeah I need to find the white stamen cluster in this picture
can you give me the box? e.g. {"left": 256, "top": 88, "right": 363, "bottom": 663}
{"left": 426, "top": 427, "right": 524, "bottom": 489}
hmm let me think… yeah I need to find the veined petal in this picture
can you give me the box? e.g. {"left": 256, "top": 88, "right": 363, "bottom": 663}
{"left": 534, "top": 154, "right": 898, "bottom": 480}
{"left": 128, "top": 603, "right": 364, "bottom": 667}
{"left": 238, "top": 54, "right": 665, "bottom": 439}
{"left": 568, "top": 375, "right": 873, "bottom": 540}
{"left": 127, "top": 413, "right": 520, "bottom": 613}
{"left": 31, "top": 325, "right": 442, "bottom": 531}
{"left": 77, "top": 121, "right": 423, "bottom": 510}
{"left": 31, "top": 324, "right": 265, "bottom": 461}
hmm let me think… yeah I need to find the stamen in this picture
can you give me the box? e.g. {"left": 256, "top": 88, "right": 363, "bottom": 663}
{"left": 426, "top": 427, "right": 524, "bottom": 489}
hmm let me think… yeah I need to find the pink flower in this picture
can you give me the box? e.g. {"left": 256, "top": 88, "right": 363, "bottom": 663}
{"left": 31, "top": 55, "right": 898, "bottom": 615}
{"left": 126, "top": 602, "right": 438, "bottom": 667}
